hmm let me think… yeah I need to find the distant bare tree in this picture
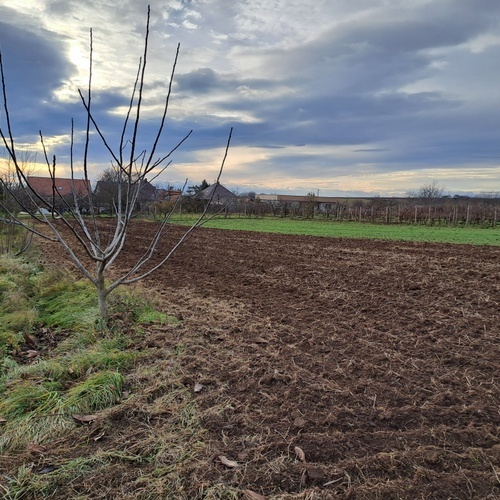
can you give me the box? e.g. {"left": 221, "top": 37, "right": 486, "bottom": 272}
{"left": 303, "top": 192, "right": 317, "bottom": 219}
{"left": 0, "top": 149, "right": 36, "bottom": 215}
{"left": 0, "top": 7, "right": 232, "bottom": 320}
{"left": 407, "top": 180, "right": 446, "bottom": 224}
{"left": 408, "top": 179, "right": 446, "bottom": 201}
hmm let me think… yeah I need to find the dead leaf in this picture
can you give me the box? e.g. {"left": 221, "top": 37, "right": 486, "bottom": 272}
{"left": 294, "top": 446, "right": 306, "bottom": 463}
{"left": 28, "top": 442, "right": 48, "bottom": 454}
{"left": 24, "top": 349, "right": 39, "bottom": 358}
{"left": 243, "top": 490, "right": 267, "bottom": 500}
{"left": 305, "top": 464, "right": 325, "bottom": 481}
{"left": 194, "top": 383, "right": 204, "bottom": 393}
{"left": 72, "top": 414, "right": 98, "bottom": 424}
{"left": 23, "top": 332, "right": 37, "bottom": 346}
{"left": 218, "top": 455, "right": 238, "bottom": 468}
{"left": 0, "top": 416, "right": 6, "bottom": 424}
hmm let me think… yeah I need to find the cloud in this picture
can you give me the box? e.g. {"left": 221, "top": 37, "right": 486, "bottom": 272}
{"left": 1, "top": 0, "right": 499, "bottom": 195}
{"left": 175, "top": 67, "right": 222, "bottom": 93}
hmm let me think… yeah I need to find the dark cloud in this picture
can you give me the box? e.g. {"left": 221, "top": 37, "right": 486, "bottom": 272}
{"left": 354, "top": 148, "right": 389, "bottom": 153}
{"left": 0, "top": 7, "right": 75, "bottom": 130}
{"left": 175, "top": 67, "right": 222, "bottom": 93}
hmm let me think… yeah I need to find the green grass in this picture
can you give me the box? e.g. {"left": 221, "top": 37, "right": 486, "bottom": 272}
{"left": 0, "top": 255, "right": 41, "bottom": 354}
{"left": 170, "top": 215, "right": 500, "bottom": 246}
{"left": 0, "top": 255, "right": 170, "bottom": 453}
{"left": 109, "top": 286, "right": 180, "bottom": 326}
{"left": 34, "top": 271, "right": 99, "bottom": 329}
{"left": 0, "top": 237, "right": 232, "bottom": 498}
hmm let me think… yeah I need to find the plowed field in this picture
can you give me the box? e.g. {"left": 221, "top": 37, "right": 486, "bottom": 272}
{"left": 44, "top": 222, "right": 500, "bottom": 498}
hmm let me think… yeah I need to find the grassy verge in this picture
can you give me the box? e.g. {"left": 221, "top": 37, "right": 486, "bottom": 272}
{"left": 0, "top": 252, "right": 215, "bottom": 498}
{"left": 0, "top": 254, "right": 138, "bottom": 451}
{"left": 169, "top": 214, "right": 500, "bottom": 246}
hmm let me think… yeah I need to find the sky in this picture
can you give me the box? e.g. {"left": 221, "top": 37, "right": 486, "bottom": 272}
{"left": 0, "top": 0, "right": 499, "bottom": 197}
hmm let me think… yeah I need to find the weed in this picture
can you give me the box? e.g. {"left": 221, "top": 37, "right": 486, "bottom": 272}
{"left": 35, "top": 278, "right": 98, "bottom": 329}
{"left": 0, "top": 255, "right": 39, "bottom": 334}
{"left": 137, "top": 308, "right": 170, "bottom": 325}
{"left": 0, "top": 331, "right": 22, "bottom": 357}
{"left": 0, "top": 371, "right": 125, "bottom": 451}
{"left": 109, "top": 286, "right": 179, "bottom": 326}
{"left": 0, "top": 382, "right": 62, "bottom": 419}
{"left": 0, "top": 465, "right": 33, "bottom": 500}
{"left": 197, "top": 484, "right": 241, "bottom": 499}
{"left": 64, "top": 371, "right": 123, "bottom": 414}
{"left": 0, "top": 456, "right": 112, "bottom": 499}
{"left": 175, "top": 343, "right": 186, "bottom": 356}
{"left": 54, "top": 330, "right": 97, "bottom": 353}
{"left": 64, "top": 344, "right": 136, "bottom": 377}
{"left": 0, "top": 380, "right": 70, "bottom": 451}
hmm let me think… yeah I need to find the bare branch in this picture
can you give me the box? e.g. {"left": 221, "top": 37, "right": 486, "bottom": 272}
{"left": 83, "top": 28, "right": 93, "bottom": 180}
{"left": 118, "top": 127, "right": 233, "bottom": 286}
{"left": 129, "top": 4, "right": 151, "bottom": 171}
{"left": 144, "top": 43, "right": 181, "bottom": 171}
{"left": 0, "top": 9, "right": 233, "bottom": 321}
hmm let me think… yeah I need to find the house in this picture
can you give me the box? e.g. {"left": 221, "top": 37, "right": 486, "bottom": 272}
{"left": 93, "top": 178, "right": 157, "bottom": 212}
{"left": 155, "top": 188, "right": 182, "bottom": 203}
{"left": 27, "top": 176, "right": 92, "bottom": 200}
{"left": 26, "top": 176, "right": 91, "bottom": 212}
{"left": 196, "top": 183, "right": 237, "bottom": 204}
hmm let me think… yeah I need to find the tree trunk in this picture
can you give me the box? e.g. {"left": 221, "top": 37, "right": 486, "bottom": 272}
{"left": 96, "top": 263, "right": 108, "bottom": 320}
{"left": 97, "top": 284, "right": 108, "bottom": 320}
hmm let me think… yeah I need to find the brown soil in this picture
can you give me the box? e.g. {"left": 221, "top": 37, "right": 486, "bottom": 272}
{"left": 20, "top": 222, "right": 500, "bottom": 498}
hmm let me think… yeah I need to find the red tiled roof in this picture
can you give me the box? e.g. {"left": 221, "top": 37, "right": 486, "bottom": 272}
{"left": 27, "top": 176, "right": 92, "bottom": 198}
{"left": 155, "top": 189, "right": 182, "bottom": 201}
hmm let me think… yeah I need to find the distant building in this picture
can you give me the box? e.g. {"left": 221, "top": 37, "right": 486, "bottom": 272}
{"left": 155, "top": 188, "right": 182, "bottom": 203}
{"left": 27, "top": 176, "right": 91, "bottom": 200}
{"left": 196, "top": 183, "right": 237, "bottom": 204}
{"left": 25, "top": 176, "right": 91, "bottom": 212}
{"left": 257, "top": 193, "right": 352, "bottom": 204}
{"left": 93, "top": 179, "right": 157, "bottom": 212}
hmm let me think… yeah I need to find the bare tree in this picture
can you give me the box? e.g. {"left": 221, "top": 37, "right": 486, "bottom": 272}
{"left": 407, "top": 179, "right": 446, "bottom": 200}
{"left": 303, "top": 192, "right": 317, "bottom": 219}
{"left": 0, "top": 7, "right": 232, "bottom": 320}
{"left": 407, "top": 179, "right": 446, "bottom": 224}
{"left": 0, "top": 149, "right": 36, "bottom": 215}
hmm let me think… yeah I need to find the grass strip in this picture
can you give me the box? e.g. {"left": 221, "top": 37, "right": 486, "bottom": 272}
{"left": 169, "top": 215, "right": 500, "bottom": 245}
